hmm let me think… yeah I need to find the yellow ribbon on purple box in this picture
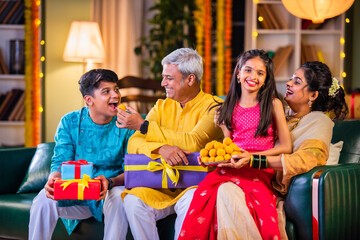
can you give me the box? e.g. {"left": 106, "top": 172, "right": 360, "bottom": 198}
{"left": 124, "top": 158, "right": 208, "bottom": 188}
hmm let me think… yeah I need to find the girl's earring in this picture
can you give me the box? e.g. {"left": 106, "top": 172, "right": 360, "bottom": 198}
{"left": 237, "top": 77, "right": 240, "bottom": 84}
{"left": 308, "top": 100, "right": 312, "bottom": 108}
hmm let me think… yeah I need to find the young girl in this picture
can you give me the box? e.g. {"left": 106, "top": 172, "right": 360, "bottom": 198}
{"left": 178, "top": 49, "right": 292, "bottom": 240}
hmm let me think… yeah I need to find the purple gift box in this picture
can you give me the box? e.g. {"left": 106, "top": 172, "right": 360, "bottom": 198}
{"left": 124, "top": 153, "right": 209, "bottom": 188}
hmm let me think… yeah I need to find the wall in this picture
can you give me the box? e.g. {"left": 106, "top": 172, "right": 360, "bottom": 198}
{"left": 351, "top": 0, "right": 360, "bottom": 89}
{"left": 44, "top": 0, "right": 92, "bottom": 142}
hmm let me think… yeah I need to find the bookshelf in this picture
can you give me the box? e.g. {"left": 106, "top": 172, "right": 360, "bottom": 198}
{"left": 245, "top": 0, "right": 345, "bottom": 96}
{"left": 0, "top": 0, "right": 25, "bottom": 147}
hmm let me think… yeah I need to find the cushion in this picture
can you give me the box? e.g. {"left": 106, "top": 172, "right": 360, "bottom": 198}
{"left": 17, "top": 142, "right": 55, "bottom": 194}
{"left": 326, "top": 141, "right": 343, "bottom": 165}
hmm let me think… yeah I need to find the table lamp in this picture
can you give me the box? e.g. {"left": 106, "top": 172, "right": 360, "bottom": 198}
{"left": 63, "top": 21, "right": 105, "bottom": 72}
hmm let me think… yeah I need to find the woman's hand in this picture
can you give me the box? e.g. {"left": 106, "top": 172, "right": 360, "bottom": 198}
{"left": 218, "top": 149, "right": 250, "bottom": 169}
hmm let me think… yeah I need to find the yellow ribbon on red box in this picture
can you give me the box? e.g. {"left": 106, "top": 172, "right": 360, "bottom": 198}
{"left": 60, "top": 174, "right": 99, "bottom": 200}
{"left": 124, "top": 158, "right": 208, "bottom": 188}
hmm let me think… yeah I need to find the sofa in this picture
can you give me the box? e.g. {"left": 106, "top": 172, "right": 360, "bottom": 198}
{"left": 0, "top": 120, "right": 359, "bottom": 240}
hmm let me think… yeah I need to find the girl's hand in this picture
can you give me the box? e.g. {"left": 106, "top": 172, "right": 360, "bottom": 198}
{"left": 197, "top": 156, "right": 208, "bottom": 168}
{"left": 218, "top": 149, "right": 250, "bottom": 169}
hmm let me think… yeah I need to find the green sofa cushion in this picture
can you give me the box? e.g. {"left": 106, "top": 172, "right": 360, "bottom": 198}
{"left": 17, "top": 142, "right": 55, "bottom": 194}
{"left": 0, "top": 147, "right": 36, "bottom": 194}
{"left": 332, "top": 120, "right": 360, "bottom": 164}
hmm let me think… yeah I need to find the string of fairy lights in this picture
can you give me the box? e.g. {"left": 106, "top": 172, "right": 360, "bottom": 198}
{"left": 24, "top": 0, "right": 43, "bottom": 147}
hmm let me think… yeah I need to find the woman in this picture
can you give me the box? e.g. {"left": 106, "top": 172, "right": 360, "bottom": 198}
{"left": 215, "top": 61, "right": 348, "bottom": 239}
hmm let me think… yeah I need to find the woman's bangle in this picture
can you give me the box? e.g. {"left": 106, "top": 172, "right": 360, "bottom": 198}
{"left": 249, "top": 154, "right": 254, "bottom": 167}
{"left": 250, "top": 154, "right": 267, "bottom": 169}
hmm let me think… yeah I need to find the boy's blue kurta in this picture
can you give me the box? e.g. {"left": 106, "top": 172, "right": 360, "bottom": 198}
{"left": 50, "top": 107, "right": 134, "bottom": 234}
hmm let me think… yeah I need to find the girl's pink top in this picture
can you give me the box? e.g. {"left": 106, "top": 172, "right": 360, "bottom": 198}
{"left": 232, "top": 103, "right": 275, "bottom": 152}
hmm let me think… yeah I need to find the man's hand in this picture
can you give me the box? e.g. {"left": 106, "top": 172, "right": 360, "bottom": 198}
{"left": 44, "top": 171, "right": 61, "bottom": 200}
{"left": 94, "top": 175, "right": 108, "bottom": 201}
{"left": 158, "top": 145, "right": 191, "bottom": 166}
{"left": 116, "top": 106, "right": 144, "bottom": 130}
{"left": 214, "top": 107, "right": 220, "bottom": 125}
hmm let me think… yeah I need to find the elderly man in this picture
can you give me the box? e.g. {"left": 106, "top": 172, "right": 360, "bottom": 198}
{"left": 116, "top": 48, "right": 223, "bottom": 240}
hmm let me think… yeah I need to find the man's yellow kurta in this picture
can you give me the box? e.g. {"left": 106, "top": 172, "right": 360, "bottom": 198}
{"left": 122, "top": 90, "right": 224, "bottom": 209}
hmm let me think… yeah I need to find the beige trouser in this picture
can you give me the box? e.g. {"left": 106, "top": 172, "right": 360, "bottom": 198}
{"left": 216, "top": 182, "right": 288, "bottom": 240}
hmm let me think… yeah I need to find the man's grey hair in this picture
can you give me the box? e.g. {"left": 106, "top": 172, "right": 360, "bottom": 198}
{"left": 161, "top": 48, "right": 203, "bottom": 84}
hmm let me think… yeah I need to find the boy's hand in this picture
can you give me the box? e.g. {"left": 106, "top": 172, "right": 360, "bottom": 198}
{"left": 44, "top": 171, "right": 61, "bottom": 199}
{"left": 94, "top": 175, "right": 108, "bottom": 200}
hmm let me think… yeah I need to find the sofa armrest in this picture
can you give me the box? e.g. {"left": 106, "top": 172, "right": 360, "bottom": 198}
{"left": 284, "top": 164, "right": 359, "bottom": 240}
{"left": 0, "top": 147, "right": 36, "bottom": 194}
{"left": 317, "top": 164, "right": 360, "bottom": 240}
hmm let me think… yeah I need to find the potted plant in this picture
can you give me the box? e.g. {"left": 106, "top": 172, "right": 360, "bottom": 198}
{"left": 135, "top": 0, "right": 196, "bottom": 81}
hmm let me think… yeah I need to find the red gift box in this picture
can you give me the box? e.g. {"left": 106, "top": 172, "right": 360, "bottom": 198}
{"left": 54, "top": 175, "right": 100, "bottom": 200}
{"left": 345, "top": 93, "right": 360, "bottom": 119}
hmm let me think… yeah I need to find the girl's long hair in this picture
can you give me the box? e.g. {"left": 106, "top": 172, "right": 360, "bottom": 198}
{"left": 215, "top": 49, "right": 280, "bottom": 137}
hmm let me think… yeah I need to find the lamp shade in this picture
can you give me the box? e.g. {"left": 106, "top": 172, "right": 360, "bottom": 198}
{"left": 63, "top": 21, "right": 105, "bottom": 63}
{"left": 281, "top": 0, "right": 354, "bottom": 23}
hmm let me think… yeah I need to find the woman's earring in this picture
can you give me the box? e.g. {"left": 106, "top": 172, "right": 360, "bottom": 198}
{"left": 308, "top": 99, "right": 312, "bottom": 108}
{"left": 237, "top": 77, "right": 240, "bottom": 84}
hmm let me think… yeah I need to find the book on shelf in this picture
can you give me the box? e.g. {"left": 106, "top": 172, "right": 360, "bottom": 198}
{"left": 301, "top": 43, "right": 324, "bottom": 64}
{"left": 257, "top": 5, "right": 273, "bottom": 29}
{"left": 0, "top": 1, "right": 15, "bottom": 23}
{"left": 316, "top": 50, "right": 325, "bottom": 63}
{"left": 309, "top": 45, "right": 318, "bottom": 61}
{"left": 257, "top": 4, "right": 286, "bottom": 30}
{"left": 2, "top": 0, "right": 21, "bottom": 24}
{"left": 272, "top": 45, "right": 294, "bottom": 77}
{"left": 0, "top": 1, "right": 10, "bottom": 19}
{"left": 7, "top": 1, "right": 24, "bottom": 24}
{"left": 8, "top": 90, "right": 24, "bottom": 121}
{"left": 0, "top": 48, "right": 9, "bottom": 74}
{"left": 268, "top": 4, "right": 288, "bottom": 29}
{"left": 262, "top": 4, "right": 280, "bottom": 29}
{"left": 0, "top": 92, "right": 4, "bottom": 107}
{"left": 14, "top": 100, "right": 24, "bottom": 121}
{"left": 0, "top": 90, "right": 13, "bottom": 119}
{"left": 0, "top": 88, "right": 23, "bottom": 120}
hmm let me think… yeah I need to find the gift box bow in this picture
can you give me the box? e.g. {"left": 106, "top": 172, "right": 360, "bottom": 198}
{"left": 62, "top": 159, "right": 91, "bottom": 166}
{"left": 125, "top": 158, "right": 208, "bottom": 188}
{"left": 59, "top": 174, "right": 99, "bottom": 200}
